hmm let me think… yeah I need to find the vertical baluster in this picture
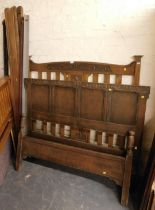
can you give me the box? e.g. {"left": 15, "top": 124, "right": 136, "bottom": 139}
{"left": 64, "top": 73, "right": 71, "bottom": 81}
{"left": 97, "top": 131, "right": 102, "bottom": 145}
{"left": 43, "top": 120, "right": 47, "bottom": 134}
{"left": 80, "top": 128, "right": 89, "bottom": 143}
{"left": 82, "top": 73, "right": 89, "bottom": 82}
{"left": 32, "top": 119, "right": 36, "bottom": 131}
{"left": 79, "top": 128, "right": 83, "bottom": 140}
{"left": 124, "top": 136, "right": 128, "bottom": 150}
{"left": 40, "top": 121, "right": 44, "bottom": 132}
{"left": 50, "top": 123, "right": 55, "bottom": 136}
{"left": 85, "top": 129, "right": 90, "bottom": 143}
{"left": 93, "top": 73, "right": 98, "bottom": 83}
{"left": 117, "top": 135, "right": 126, "bottom": 149}
{"left": 60, "top": 125, "right": 64, "bottom": 137}
{"left": 38, "top": 71, "right": 42, "bottom": 79}
{"left": 127, "top": 131, "right": 135, "bottom": 150}
{"left": 47, "top": 72, "right": 51, "bottom": 80}
{"left": 108, "top": 134, "right": 113, "bottom": 147}
{"left": 104, "top": 74, "right": 110, "bottom": 84}
{"left": 56, "top": 72, "right": 60, "bottom": 80}
{"left": 116, "top": 75, "right": 122, "bottom": 85}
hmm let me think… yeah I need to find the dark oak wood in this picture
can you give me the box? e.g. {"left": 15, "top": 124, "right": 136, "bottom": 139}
{"left": 121, "top": 150, "right": 133, "bottom": 205}
{"left": 24, "top": 78, "right": 150, "bottom": 149}
{"left": 16, "top": 59, "right": 150, "bottom": 206}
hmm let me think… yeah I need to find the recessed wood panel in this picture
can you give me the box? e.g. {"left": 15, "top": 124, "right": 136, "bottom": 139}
{"left": 80, "top": 88, "right": 104, "bottom": 120}
{"left": 54, "top": 86, "right": 75, "bottom": 116}
{"left": 109, "top": 91, "right": 138, "bottom": 124}
{"left": 31, "top": 85, "right": 49, "bottom": 112}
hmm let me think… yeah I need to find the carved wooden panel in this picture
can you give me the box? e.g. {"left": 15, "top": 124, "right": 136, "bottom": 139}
{"left": 54, "top": 86, "right": 75, "bottom": 116}
{"left": 80, "top": 88, "right": 104, "bottom": 120}
{"left": 25, "top": 79, "right": 150, "bottom": 151}
{"left": 108, "top": 91, "right": 138, "bottom": 124}
{"left": 31, "top": 85, "right": 49, "bottom": 112}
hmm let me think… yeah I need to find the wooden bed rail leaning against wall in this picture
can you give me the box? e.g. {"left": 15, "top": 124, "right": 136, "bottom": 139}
{"left": 0, "top": 77, "right": 15, "bottom": 153}
{"left": 4, "top": 6, "right": 24, "bottom": 140}
{"left": 16, "top": 56, "right": 150, "bottom": 206}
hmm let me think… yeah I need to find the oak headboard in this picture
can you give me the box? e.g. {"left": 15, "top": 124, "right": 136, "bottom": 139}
{"left": 25, "top": 56, "right": 150, "bottom": 155}
{"left": 29, "top": 55, "right": 142, "bottom": 85}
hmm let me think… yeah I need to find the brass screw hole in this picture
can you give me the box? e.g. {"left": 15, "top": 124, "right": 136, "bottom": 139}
{"left": 102, "top": 171, "right": 107, "bottom": 175}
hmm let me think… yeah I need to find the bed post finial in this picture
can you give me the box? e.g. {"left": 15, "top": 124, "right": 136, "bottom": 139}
{"left": 134, "top": 55, "right": 143, "bottom": 62}
{"left": 133, "top": 55, "right": 143, "bottom": 86}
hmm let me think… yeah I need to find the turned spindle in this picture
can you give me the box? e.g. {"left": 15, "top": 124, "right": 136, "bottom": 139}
{"left": 127, "top": 131, "right": 135, "bottom": 150}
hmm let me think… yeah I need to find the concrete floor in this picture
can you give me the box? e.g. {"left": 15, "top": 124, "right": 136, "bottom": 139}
{"left": 0, "top": 159, "right": 134, "bottom": 210}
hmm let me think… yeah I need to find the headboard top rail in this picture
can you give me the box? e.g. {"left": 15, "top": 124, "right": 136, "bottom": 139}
{"left": 29, "top": 55, "right": 142, "bottom": 85}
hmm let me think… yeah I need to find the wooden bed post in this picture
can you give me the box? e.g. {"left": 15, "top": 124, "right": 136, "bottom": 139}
{"left": 133, "top": 55, "right": 143, "bottom": 86}
{"left": 121, "top": 131, "right": 135, "bottom": 206}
